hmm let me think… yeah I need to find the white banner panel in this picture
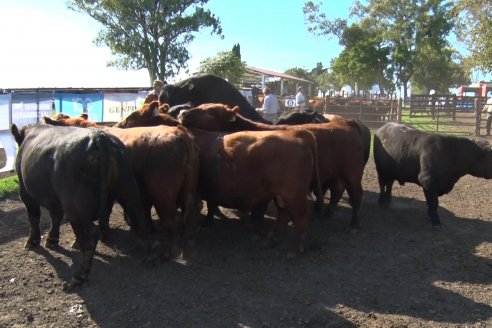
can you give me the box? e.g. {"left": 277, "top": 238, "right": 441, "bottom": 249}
{"left": 0, "top": 94, "right": 11, "bottom": 130}
{"left": 103, "top": 92, "right": 147, "bottom": 122}
{"left": 0, "top": 130, "right": 16, "bottom": 172}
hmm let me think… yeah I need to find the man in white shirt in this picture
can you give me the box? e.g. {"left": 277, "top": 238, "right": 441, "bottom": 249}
{"left": 482, "top": 96, "right": 492, "bottom": 135}
{"left": 295, "top": 86, "right": 306, "bottom": 109}
{"left": 256, "top": 87, "right": 279, "bottom": 123}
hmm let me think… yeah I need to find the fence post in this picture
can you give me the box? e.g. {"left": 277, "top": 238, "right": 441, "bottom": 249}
{"left": 397, "top": 98, "right": 402, "bottom": 123}
{"left": 474, "top": 98, "right": 481, "bottom": 136}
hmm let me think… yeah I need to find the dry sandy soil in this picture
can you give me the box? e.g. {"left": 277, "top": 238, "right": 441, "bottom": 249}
{"left": 0, "top": 149, "right": 491, "bottom": 327}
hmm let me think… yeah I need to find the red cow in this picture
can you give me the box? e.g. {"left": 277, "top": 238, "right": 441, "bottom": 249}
{"left": 178, "top": 104, "right": 365, "bottom": 231}
{"left": 114, "top": 101, "right": 179, "bottom": 128}
{"left": 189, "top": 127, "right": 322, "bottom": 254}
{"left": 44, "top": 116, "right": 200, "bottom": 259}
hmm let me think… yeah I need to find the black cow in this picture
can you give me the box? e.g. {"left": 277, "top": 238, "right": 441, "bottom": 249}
{"left": 374, "top": 122, "right": 492, "bottom": 227}
{"left": 276, "top": 109, "right": 328, "bottom": 125}
{"left": 11, "top": 124, "right": 149, "bottom": 290}
{"left": 159, "top": 74, "right": 271, "bottom": 124}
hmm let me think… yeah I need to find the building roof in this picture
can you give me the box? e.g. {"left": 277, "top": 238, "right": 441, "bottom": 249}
{"left": 243, "top": 66, "right": 313, "bottom": 84}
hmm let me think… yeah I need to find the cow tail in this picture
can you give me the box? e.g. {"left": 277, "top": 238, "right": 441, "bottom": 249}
{"left": 94, "top": 131, "right": 111, "bottom": 221}
{"left": 309, "top": 132, "right": 323, "bottom": 210}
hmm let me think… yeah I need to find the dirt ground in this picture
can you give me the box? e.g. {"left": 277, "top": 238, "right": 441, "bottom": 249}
{"left": 0, "top": 149, "right": 491, "bottom": 328}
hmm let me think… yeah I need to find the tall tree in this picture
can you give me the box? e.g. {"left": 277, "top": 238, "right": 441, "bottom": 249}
{"left": 198, "top": 51, "right": 246, "bottom": 86}
{"left": 305, "top": 0, "right": 456, "bottom": 99}
{"left": 452, "top": 0, "right": 492, "bottom": 74}
{"left": 232, "top": 43, "right": 241, "bottom": 60}
{"left": 67, "top": 0, "right": 223, "bottom": 84}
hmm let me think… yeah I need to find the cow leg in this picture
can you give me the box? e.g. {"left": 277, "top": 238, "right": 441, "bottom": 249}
{"left": 180, "top": 194, "right": 201, "bottom": 259}
{"left": 65, "top": 218, "right": 99, "bottom": 291}
{"left": 325, "top": 180, "right": 345, "bottom": 218}
{"left": 249, "top": 202, "right": 268, "bottom": 236}
{"left": 423, "top": 188, "right": 441, "bottom": 227}
{"left": 154, "top": 203, "right": 181, "bottom": 259}
{"left": 378, "top": 176, "right": 393, "bottom": 207}
{"left": 46, "top": 206, "right": 64, "bottom": 248}
{"left": 20, "top": 187, "right": 42, "bottom": 249}
{"left": 345, "top": 178, "right": 363, "bottom": 232}
{"left": 202, "top": 202, "right": 219, "bottom": 227}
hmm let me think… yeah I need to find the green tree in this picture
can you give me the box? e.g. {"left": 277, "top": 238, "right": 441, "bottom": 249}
{"left": 453, "top": 0, "right": 492, "bottom": 74}
{"left": 198, "top": 51, "right": 246, "bottom": 86}
{"left": 232, "top": 43, "right": 241, "bottom": 60}
{"left": 67, "top": 0, "right": 223, "bottom": 84}
{"left": 304, "top": 0, "right": 456, "bottom": 100}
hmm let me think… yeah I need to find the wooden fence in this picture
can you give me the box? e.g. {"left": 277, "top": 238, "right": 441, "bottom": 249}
{"left": 303, "top": 95, "right": 489, "bottom": 136}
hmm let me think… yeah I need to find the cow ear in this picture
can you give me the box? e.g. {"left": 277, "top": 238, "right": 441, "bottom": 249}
{"left": 10, "top": 124, "right": 23, "bottom": 146}
{"left": 44, "top": 116, "right": 56, "bottom": 125}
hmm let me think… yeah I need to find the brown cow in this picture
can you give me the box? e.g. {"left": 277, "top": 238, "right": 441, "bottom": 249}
{"left": 178, "top": 104, "right": 365, "bottom": 231}
{"left": 114, "top": 102, "right": 179, "bottom": 128}
{"left": 189, "top": 127, "right": 322, "bottom": 254}
{"left": 44, "top": 116, "right": 200, "bottom": 259}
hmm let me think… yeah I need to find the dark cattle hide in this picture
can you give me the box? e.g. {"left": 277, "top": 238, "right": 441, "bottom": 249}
{"left": 276, "top": 109, "right": 328, "bottom": 125}
{"left": 159, "top": 74, "right": 271, "bottom": 124}
{"left": 374, "top": 122, "right": 492, "bottom": 227}
{"left": 11, "top": 124, "right": 149, "bottom": 290}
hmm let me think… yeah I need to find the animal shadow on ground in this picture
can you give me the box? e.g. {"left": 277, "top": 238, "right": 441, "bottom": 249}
{"left": 1, "top": 189, "right": 491, "bottom": 327}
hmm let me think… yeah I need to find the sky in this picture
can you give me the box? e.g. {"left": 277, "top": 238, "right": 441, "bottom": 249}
{"left": 0, "top": 0, "right": 349, "bottom": 89}
{"left": 0, "top": 0, "right": 488, "bottom": 90}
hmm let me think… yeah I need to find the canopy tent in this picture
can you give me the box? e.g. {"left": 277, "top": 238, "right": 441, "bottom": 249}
{"left": 242, "top": 66, "right": 313, "bottom": 96}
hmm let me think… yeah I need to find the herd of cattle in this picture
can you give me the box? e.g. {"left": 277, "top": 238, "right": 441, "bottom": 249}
{"left": 10, "top": 75, "right": 492, "bottom": 290}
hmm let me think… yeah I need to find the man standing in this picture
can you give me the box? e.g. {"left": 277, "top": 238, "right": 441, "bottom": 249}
{"left": 256, "top": 87, "right": 279, "bottom": 123}
{"left": 483, "top": 95, "right": 492, "bottom": 136}
{"left": 295, "top": 86, "right": 306, "bottom": 109}
{"left": 144, "top": 79, "right": 164, "bottom": 104}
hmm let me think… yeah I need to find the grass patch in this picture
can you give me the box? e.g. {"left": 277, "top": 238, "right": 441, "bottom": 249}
{"left": 0, "top": 176, "right": 19, "bottom": 198}
{"left": 400, "top": 108, "right": 455, "bottom": 132}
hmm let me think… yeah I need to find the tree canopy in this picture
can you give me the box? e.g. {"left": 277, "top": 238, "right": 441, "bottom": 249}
{"left": 198, "top": 50, "right": 246, "bottom": 86}
{"left": 453, "top": 0, "right": 492, "bottom": 74}
{"left": 67, "top": 0, "right": 223, "bottom": 84}
{"left": 304, "top": 0, "right": 472, "bottom": 98}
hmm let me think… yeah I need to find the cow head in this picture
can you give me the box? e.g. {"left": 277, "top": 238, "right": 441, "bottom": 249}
{"left": 178, "top": 103, "right": 239, "bottom": 131}
{"left": 43, "top": 115, "right": 97, "bottom": 127}
{"left": 114, "top": 101, "right": 178, "bottom": 128}
{"left": 159, "top": 82, "right": 194, "bottom": 107}
{"left": 470, "top": 140, "right": 492, "bottom": 179}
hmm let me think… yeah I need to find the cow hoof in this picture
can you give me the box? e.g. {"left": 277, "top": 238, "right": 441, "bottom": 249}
{"left": 24, "top": 239, "right": 40, "bottom": 249}
{"left": 345, "top": 226, "right": 360, "bottom": 234}
{"left": 71, "top": 240, "right": 80, "bottom": 250}
{"left": 45, "top": 239, "right": 59, "bottom": 249}
{"left": 63, "top": 277, "right": 85, "bottom": 293}
{"left": 431, "top": 224, "right": 443, "bottom": 231}
{"left": 286, "top": 252, "right": 298, "bottom": 260}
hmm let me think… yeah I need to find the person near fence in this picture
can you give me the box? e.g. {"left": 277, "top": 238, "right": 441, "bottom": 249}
{"left": 256, "top": 87, "right": 279, "bottom": 123}
{"left": 295, "top": 86, "right": 307, "bottom": 110}
{"left": 144, "top": 79, "right": 164, "bottom": 104}
{"left": 482, "top": 96, "right": 492, "bottom": 136}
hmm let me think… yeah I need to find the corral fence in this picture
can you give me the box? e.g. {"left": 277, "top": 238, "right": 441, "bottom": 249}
{"left": 297, "top": 95, "right": 489, "bottom": 136}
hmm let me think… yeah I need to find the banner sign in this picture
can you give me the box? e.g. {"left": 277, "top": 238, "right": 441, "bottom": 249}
{"left": 54, "top": 92, "right": 103, "bottom": 122}
{"left": 0, "top": 130, "right": 16, "bottom": 172}
{"left": 11, "top": 92, "right": 53, "bottom": 128}
{"left": 0, "top": 93, "right": 11, "bottom": 130}
{"left": 103, "top": 92, "right": 147, "bottom": 122}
